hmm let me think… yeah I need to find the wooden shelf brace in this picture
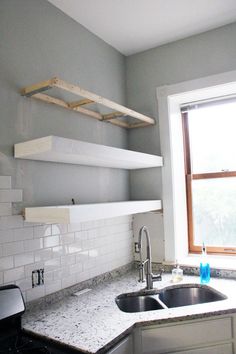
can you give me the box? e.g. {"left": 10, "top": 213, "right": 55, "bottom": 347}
{"left": 20, "top": 77, "right": 156, "bottom": 129}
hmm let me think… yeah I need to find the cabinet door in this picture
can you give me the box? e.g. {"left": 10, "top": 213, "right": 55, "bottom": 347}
{"left": 108, "top": 335, "right": 133, "bottom": 354}
{"left": 168, "top": 343, "right": 233, "bottom": 354}
{"left": 141, "top": 317, "right": 232, "bottom": 354}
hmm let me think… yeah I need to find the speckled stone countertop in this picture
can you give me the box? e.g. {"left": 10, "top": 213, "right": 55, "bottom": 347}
{"left": 23, "top": 271, "right": 236, "bottom": 353}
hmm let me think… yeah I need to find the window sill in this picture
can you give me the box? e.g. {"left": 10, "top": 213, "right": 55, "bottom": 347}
{"left": 179, "top": 254, "right": 236, "bottom": 271}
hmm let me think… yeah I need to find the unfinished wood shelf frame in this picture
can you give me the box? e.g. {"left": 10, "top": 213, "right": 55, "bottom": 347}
{"left": 20, "top": 77, "right": 156, "bottom": 129}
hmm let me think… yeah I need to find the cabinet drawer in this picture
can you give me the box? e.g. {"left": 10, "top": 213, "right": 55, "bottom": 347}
{"left": 108, "top": 335, "right": 133, "bottom": 354}
{"left": 168, "top": 343, "right": 233, "bottom": 354}
{"left": 141, "top": 317, "right": 232, "bottom": 354}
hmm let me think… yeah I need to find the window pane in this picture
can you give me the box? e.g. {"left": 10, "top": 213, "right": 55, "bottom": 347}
{"left": 188, "top": 101, "right": 236, "bottom": 173}
{"left": 192, "top": 177, "right": 236, "bottom": 247}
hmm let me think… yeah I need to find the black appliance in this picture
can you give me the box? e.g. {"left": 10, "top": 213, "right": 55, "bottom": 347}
{"left": 0, "top": 284, "right": 79, "bottom": 354}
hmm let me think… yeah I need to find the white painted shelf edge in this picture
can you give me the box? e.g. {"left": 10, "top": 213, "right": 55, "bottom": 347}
{"left": 14, "top": 136, "right": 163, "bottom": 170}
{"left": 24, "top": 200, "right": 162, "bottom": 224}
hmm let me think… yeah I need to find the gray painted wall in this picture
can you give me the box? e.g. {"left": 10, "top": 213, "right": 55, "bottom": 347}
{"left": 0, "top": 0, "right": 128, "bottom": 210}
{"left": 127, "top": 22, "right": 236, "bottom": 200}
{"left": 1, "top": 0, "right": 236, "bottom": 251}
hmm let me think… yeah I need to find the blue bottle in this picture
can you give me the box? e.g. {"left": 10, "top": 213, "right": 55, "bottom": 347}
{"left": 200, "top": 243, "right": 210, "bottom": 283}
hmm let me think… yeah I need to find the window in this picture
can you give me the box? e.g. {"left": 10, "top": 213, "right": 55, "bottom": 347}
{"left": 182, "top": 98, "right": 236, "bottom": 255}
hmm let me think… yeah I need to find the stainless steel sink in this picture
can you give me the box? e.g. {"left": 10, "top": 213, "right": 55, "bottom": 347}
{"left": 116, "top": 294, "right": 165, "bottom": 313}
{"left": 159, "top": 284, "right": 227, "bottom": 308}
{"left": 116, "top": 284, "right": 227, "bottom": 313}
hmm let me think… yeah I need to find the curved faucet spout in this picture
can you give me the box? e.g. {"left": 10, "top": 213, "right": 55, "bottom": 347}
{"left": 138, "top": 226, "right": 162, "bottom": 289}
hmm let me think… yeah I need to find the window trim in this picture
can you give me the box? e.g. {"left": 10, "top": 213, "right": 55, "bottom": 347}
{"left": 182, "top": 111, "right": 236, "bottom": 255}
{"left": 156, "top": 70, "right": 236, "bottom": 263}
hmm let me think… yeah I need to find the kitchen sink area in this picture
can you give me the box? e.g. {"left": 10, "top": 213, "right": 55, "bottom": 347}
{"left": 22, "top": 270, "right": 236, "bottom": 353}
{"left": 158, "top": 283, "right": 227, "bottom": 308}
{"left": 116, "top": 283, "right": 227, "bottom": 313}
{"left": 116, "top": 293, "right": 166, "bottom": 313}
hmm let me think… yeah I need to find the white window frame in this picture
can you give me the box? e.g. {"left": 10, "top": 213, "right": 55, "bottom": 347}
{"left": 156, "top": 70, "right": 236, "bottom": 264}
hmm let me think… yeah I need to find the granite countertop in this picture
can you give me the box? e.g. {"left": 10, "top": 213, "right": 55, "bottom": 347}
{"left": 23, "top": 271, "right": 236, "bottom": 353}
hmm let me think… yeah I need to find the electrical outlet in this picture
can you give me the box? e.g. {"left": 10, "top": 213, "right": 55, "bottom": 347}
{"left": 134, "top": 242, "right": 140, "bottom": 253}
{"left": 32, "top": 268, "right": 44, "bottom": 288}
{"left": 39, "top": 268, "right": 44, "bottom": 285}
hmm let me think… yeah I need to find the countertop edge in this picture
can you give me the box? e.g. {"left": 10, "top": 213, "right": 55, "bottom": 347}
{"left": 23, "top": 305, "right": 236, "bottom": 353}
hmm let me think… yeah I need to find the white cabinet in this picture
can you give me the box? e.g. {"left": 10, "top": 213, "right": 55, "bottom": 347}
{"left": 168, "top": 343, "right": 233, "bottom": 354}
{"left": 108, "top": 335, "right": 133, "bottom": 354}
{"left": 133, "top": 315, "right": 235, "bottom": 354}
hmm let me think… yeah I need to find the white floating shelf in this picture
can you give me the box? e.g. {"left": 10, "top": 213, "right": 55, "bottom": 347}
{"left": 14, "top": 136, "right": 163, "bottom": 170}
{"left": 24, "top": 200, "right": 162, "bottom": 224}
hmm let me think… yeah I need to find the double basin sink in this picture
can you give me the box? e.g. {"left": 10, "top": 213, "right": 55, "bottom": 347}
{"left": 116, "top": 284, "right": 227, "bottom": 313}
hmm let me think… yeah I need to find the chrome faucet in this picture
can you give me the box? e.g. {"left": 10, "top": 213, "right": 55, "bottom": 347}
{"left": 138, "top": 226, "right": 162, "bottom": 289}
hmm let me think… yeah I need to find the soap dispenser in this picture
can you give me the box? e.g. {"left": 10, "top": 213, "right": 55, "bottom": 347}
{"left": 172, "top": 262, "right": 183, "bottom": 283}
{"left": 200, "top": 243, "right": 210, "bottom": 283}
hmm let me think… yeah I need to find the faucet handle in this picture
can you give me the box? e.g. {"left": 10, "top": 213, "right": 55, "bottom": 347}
{"left": 152, "top": 267, "right": 164, "bottom": 282}
{"left": 152, "top": 273, "right": 162, "bottom": 282}
{"left": 160, "top": 268, "right": 165, "bottom": 275}
{"left": 138, "top": 263, "right": 145, "bottom": 282}
{"left": 138, "top": 260, "right": 148, "bottom": 282}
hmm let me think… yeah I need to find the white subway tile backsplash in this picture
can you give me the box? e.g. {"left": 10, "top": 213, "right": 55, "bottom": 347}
{"left": 53, "top": 267, "right": 70, "bottom": 280}
{"left": 67, "top": 223, "right": 81, "bottom": 232}
{"left": 88, "top": 249, "right": 99, "bottom": 258}
{"left": 13, "top": 227, "right": 33, "bottom": 241}
{"left": 26, "top": 286, "right": 45, "bottom": 302}
{"left": 34, "top": 225, "right": 52, "bottom": 238}
{"left": 0, "top": 190, "right": 22, "bottom": 203}
{"left": 61, "top": 274, "right": 77, "bottom": 289}
{"left": 4, "top": 266, "right": 25, "bottom": 282}
{"left": 60, "top": 232, "right": 75, "bottom": 244}
{"left": 24, "top": 262, "right": 44, "bottom": 277}
{"left": 0, "top": 256, "right": 14, "bottom": 270}
{"left": 0, "top": 215, "right": 24, "bottom": 230}
{"left": 0, "top": 184, "right": 133, "bottom": 302}
{"left": 76, "top": 270, "right": 91, "bottom": 283}
{"left": 16, "top": 277, "right": 32, "bottom": 292}
{"left": 52, "top": 245, "right": 64, "bottom": 258}
{"left": 87, "top": 229, "right": 97, "bottom": 239}
{"left": 105, "top": 215, "right": 132, "bottom": 226}
{"left": 35, "top": 248, "right": 52, "bottom": 262}
{"left": 83, "top": 259, "right": 97, "bottom": 271}
{"left": 45, "top": 279, "right": 62, "bottom": 295}
{"left": 0, "top": 203, "right": 12, "bottom": 216}
{"left": 44, "top": 258, "right": 61, "bottom": 271}
{"left": 24, "top": 238, "right": 43, "bottom": 252}
{"left": 69, "top": 262, "right": 82, "bottom": 275}
{"left": 43, "top": 235, "right": 60, "bottom": 248}
{"left": 0, "top": 176, "right": 11, "bottom": 189}
{"left": 52, "top": 224, "right": 67, "bottom": 235}
{"left": 76, "top": 251, "right": 89, "bottom": 264}
{"left": 61, "top": 254, "right": 76, "bottom": 266}
{"left": 3, "top": 241, "right": 24, "bottom": 256}
{"left": 67, "top": 243, "right": 82, "bottom": 254}
{"left": 81, "top": 220, "right": 103, "bottom": 231}
{"left": 14, "top": 252, "right": 34, "bottom": 267}
{"left": 86, "top": 268, "right": 96, "bottom": 279}
{"left": 0, "top": 230, "right": 14, "bottom": 246}
{"left": 23, "top": 221, "right": 43, "bottom": 228}
{"left": 75, "top": 230, "right": 88, "bottom": 241}
{"left": 0, "top": 272, "right": 3, "bottom": 284}
{"left": 44, "top": 271, "right": 54, "bottom": 283}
